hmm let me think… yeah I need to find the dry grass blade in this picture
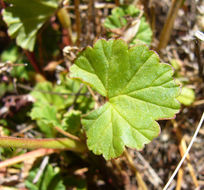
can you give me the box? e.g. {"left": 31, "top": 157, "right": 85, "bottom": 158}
{"left": 163, "top": 113, "right": 204, "bottom": 190}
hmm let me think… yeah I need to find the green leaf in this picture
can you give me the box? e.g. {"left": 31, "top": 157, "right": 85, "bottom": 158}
{"left": 104, "top": 5, "right": 152, "bottom": 46}
{"left": 130, "top": 17, "right": 153, "bottom": 46}
{"left": 30, "top": 77, "right": 93, "bottom": 137}
{"left": 177, "top": 87, "right": 195, "bottom": 106}
{"left": 2, "top": 0, "right": 58, "bottom": 51}
{"left": 26, "top": 164, "right": 66, "bottom": 190}
{"left": 30, "top": 81, "right": 69, "bottom": 111}
{"left": 62, "top": 110, "right": 81, "bottom": 135}
{"left": 0, "top": 82, "right": 14, "bottom": 98}
{"left": 30, "top": 104, "right": 60, "bottom": 137}
{"left": 30, "top": 104, "right": 60, "bottom": 126}
{"left": 1, "top": 45, "right": 19, "bottom": 62}
{"left": 70, "top": 39, "right": 180, "bottom": 159}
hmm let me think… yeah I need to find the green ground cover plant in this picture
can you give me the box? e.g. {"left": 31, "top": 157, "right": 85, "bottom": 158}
{"left": 1, "top": 0, "right": 203, "bottom": 189}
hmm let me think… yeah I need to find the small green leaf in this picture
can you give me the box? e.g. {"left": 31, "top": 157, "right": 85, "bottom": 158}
{"left": 0, "top": 82, "right": 14, "bottom": 98}
{"left": 30, "top": 104, "right": 60, "bottom": 126}
{"left": 62, "top": 110, "right": 81, "bottom": 135}
{"left": 26, "top": 164, "right": 66, "bottom": 190}
{"left": 30, "top": 78, "right": 93, "bottom": 137}
{"left": 177, "top": 87, "right": 195, "bottom": 106}
{"left": 2, "top": 0, "right": 58, "bottom": 51}
{"left": 1, "top": 45, "right": 19, "bottom": 62}
{"left": 30, "top": 104, "right": 60, "bottom": 137}
{"left": 131, "top": 17, "right": 153, "bottom": 46}
{"left": 30, "top": 82, "right": 69, "bottom": 111}
{"left": 104, "top": 5, "right": 152, "bottom": 46}
{"left": 70, "top": 39, "right": 180, "bottom": 159}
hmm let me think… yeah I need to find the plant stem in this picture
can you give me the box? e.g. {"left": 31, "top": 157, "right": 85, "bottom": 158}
{"left": 54, "top": 126, "right": 81, "bottom": 141}
{"left": 74, "top": 0, "right": 81, "bottom": 46}
{"left": 115, "top": 0, "right": 120, "bottom": 6}
{"left": 0, "top": 148, "right": 57, "bottom": 169}
{"left": 176, "top": 167, "right": 183, "bottom": 190}
{"left": 0, "top": 0, "right": 5, "bottom": 9}
{"left": 172, "top": 120, "right": 199, "bottom": 188}
{"left": 157, "top": 0, "right": 183, "bottom": 50}
{"left": 24, "top": 50, "right": 44, "bottom": 76}
{"left": 87, "top": 0, "right": 94, "bottom": 44}
{"left": 0, "top": 137, "right": 87, "bottom": 153}
{"left": 194, "top": 39, "right": 204, "bottom": 81}
{"left": 57, "top": 7, "right": 73, "bottom": 45}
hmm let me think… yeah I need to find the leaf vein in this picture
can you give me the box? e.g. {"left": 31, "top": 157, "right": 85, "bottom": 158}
{"left": 120, "top": 52, "right": 155, "bottom": 94}
{"left": 111, "top": 104, "right": 150, "bottom": 141}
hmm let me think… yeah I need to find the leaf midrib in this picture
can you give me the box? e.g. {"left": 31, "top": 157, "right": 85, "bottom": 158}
{"left": 119, "top": 51, "right": 155, "bottom": 95}
{"left": 110, "top": 103, "right": 151, "bottom": 141}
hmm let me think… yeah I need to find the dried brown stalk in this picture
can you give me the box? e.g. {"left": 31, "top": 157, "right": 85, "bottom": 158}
{"left": 74, "top": 0, "right": 81, "bottom": 46}
{"left": 115, "top": 0, "right": 120, "bottom": 6}
{"left": 157, "top": 0, "right": 183, "bottom": 50}
{"left": 87, "top": 0, "right": 95, "bottom": 44}
{"left": 176, "top": 167, "right": 184, "bottom": 190}
{"left": 0, "top": 148, "right": 58, "bottom": 169}
{"left": 124, "top": 150, "right": 148, "bottom": 190}
{"left": 54, "top": 126, "right": 81, "bottom": 141}
{"left": 57, "top": 7, "right": 73, "bottom": 45}
{"left": 172, "top": 121, "right": 199, "bottom": 188}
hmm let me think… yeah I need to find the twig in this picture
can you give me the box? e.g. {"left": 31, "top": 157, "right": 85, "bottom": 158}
{"left": 12, "top": 124, "right": 35, "bottom": 137}
{"left": 194, "top": 38, "right": 203, "bottom": 81}
{"left": 54, "top": 126, "right": 81, "bottom": 141}
{"left": 87, "top": 86, "right": 100, "bottom": 108}
{"left": 163, "top": 113, "right": 204, "bottom": 190}
{"left": 173, "top": 120, "right": 199, "bottom": 188}
{"left": 0, "top": 0, "right": 5, "bottom": 9}
{"left": 57, "top": 7, "right": 73, "bottom": 45}
{"left": 0, "top": 148, "right": 57, "bottom": 169}
{"left": 33, "top": 156, "right": 49, "bottom": 183}
{"left": 136, "top": 151, "right": 163, "bottom": 186}
{"left": 157, "top": 0, "right": 183, "bottom": 50}
{"left": 192, "top": 99, "right": 204, "bottom": 106}
{"left": 74, "top": 0, "right": 81, "bottom": 46}
{"left": 115, "top": 0, "right": 120, "bottom": 6}
{"left": 87, "top": 0, "right": 95, "bottom": 44}
{"left": 24, "top": 50, "right": 43, "bottom": 76}
{"left": 68, "top": 84, "right": 84, "bottom": 111}
{"left": 176, "top": 167, "right": 183, "bottom": 190}
{"left": 124, "top": 150, "right": 148, "bottom": 190}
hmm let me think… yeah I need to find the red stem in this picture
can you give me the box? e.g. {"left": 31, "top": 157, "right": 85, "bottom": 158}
{"left": 0, "top": 148, "right": 58, "bottom": 169}
{"left": 62, "top": 29, "right": 71, "bottom": 46}
{"left": 0, "top": 0, "right": 6, "bottom": 9}
{"left": 24, "top": 50, "right": 44, "bottom": 75}
{"left": 74, "top": 0, "right": 81, "bottom": 46}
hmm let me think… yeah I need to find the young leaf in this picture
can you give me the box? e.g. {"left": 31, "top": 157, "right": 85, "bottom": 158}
{"left": 104, "top": 5, "right": 152, "bottom": 46}
{"left": 177, "top": 87, "right": 195, "bottom": 106}
{"left": 2, "top": 0, "right": 58, "bottom": 51}
{"left": 26, "top": 164, "right": 66, "bottom": 190}
{"left": 62, "top": 110, "right": 81, "bottom": 135}
{"left": 30, "top": 81, "right": 72, "bottom": 111}
{"left": 70, "top": 39, "right": 180, "bottom": 159}
{"left": 30, "top": 104, "right": 60, "bottom": 137}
